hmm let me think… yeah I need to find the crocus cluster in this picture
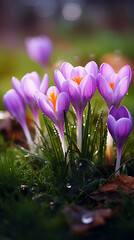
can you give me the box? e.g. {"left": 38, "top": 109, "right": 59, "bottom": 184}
{"left": 97, "top": 63, "right": 132, "bottom": 166}
{"left": 3, "top": 57, "right": 133, "bottom": 174}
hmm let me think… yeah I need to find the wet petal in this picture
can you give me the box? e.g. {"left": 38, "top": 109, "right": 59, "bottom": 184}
{"left": 54, "top": 69, "right": 66, "bottom": 92}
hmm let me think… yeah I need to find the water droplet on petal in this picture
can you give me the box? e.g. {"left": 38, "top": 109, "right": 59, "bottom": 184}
{"left": 81, "top": 214, "right": 93, "bottom": 224}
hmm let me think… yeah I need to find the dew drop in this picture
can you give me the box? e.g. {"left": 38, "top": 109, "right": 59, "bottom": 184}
{"left": 24, "top": 154, "right": 30, "bottom": 158}
{"left": 83, "top": 123, "right": 85, "bottom": 127}
{"left": 88, "top": 134, "right": 90, "bottom": 137}
{"left": 79, "top": 162, "right": 82, "bottom": 167}
{"left": 66, "top": 183, "right": 71, "bottom": 189}
{"left": 81, "top": 214, "right": 93, "bottom": 224}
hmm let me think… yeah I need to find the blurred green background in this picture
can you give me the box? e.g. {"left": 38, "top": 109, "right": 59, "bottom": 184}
{"left": 0, "top": 0, "right": 134, "bottom": 114}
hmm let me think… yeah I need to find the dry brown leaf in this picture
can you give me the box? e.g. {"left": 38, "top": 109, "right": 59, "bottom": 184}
{"left": 90, "top": 174, "right": 134, "bottom": 204}
{"left": 64, "top": 205, "right": 114, "bottom": 235}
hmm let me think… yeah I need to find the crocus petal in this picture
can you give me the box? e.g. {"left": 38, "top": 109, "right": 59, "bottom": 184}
{"left": 100, "top": 63, "right": 115, "bottom": 79}
{"left": 116, "top": 105, "right": 129, "bottom": 120}
{"left": 74, "top": 66, "right": 87, "bottom": 78}
{"left": 70, "top": 68, "right": 79, "bottom": 79}
{"left": 97, "top": 73, "right": 113, "bottom": 108}
{"left": 38, "top": 98, "right": 56, "bottom": 123}
{"left": 21, "top": 77, "right": 38, "bottom": 104}
{"left": 39, "top": 74, "right": 49, "bottom": 94}
{"left": 80, "top": 74, "right": 96, "bottom": 102}
{"left": 118, "top": 65, "right": 132, "bottom": 81}
{"left": 107, "top": 115, "right": 116, "bottom": 141}
{"left": 114, "top": 76, "right": 131, "bottom": 108}
{"left": 56, "top": 92, "right": 70, "bottom": 121}
{"left": 85, "top": 61, "right": 98, "bottom": 77}
{"left": 54, "top": 69, "right": 66, "bottom": 92}
{"left": 109, "top": 106, "right": 118, "bottom": 119}
{"left": 12, "top": 76, "right": 24, "bottom": 98}
{"left": 34, "top": 91, "right": 46, "bottom": 106}
{"left": 25, "top": 71, "right": 41, "bottom": 88}
{"left": 115, "top": 118, "right": 132, "bottom": 148}
{"left": 62, "top": 80, "right": 81, "bottom": 109}
{"left": 47, "top": 86, "right": 60, "bottom": 97}
{"left": 3, "top": 89, "right": 26, "bottom": 126}
{"left": 60, "top": 62, "right": 73, "bottom": 79}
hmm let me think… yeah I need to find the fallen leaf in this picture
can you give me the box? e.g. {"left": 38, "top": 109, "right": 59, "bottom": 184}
{"left": 64, "top": 205, "right": 113, "bottom": 235}
{"left": 90, "top": 174, "right": 134, "bottom": 204}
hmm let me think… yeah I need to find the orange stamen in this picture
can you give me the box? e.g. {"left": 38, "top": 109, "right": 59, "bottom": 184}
{"left": 109, "top": 82, "right": 115, "bottom": 90}
{"left": 72, "top": 76, "right": 83, "bottom": 85}
{"left": 47, "top": 92, "right": 58, "bottom": 113}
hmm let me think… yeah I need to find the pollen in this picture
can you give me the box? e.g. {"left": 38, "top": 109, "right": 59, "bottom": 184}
{"left": 72, "top": 76, "right": 83, "bottom": 85}
{"left": 109, "top": 82, "right": 115, "bottom": 90}
{"left": 47, "top": 92, "right": 58, "bottom": 113}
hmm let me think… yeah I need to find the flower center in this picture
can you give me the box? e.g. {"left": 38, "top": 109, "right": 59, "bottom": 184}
{"left": 47, "top": 92, "right": 58, "bottom": 113}
{"left": 109, "top": 82, "right": 115, "bottom": 90}
{"left": 72, "top": 76, "right": 83, "bottom": 85}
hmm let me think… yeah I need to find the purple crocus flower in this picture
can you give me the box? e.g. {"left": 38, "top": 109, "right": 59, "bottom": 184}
{"left": 25, "top": 35, "right": 53, "bottom": 66}
{"left": 12, "top": 72, "right": 49, "bottom": 126}
{"left": 54, "top": 61, "right": 98, "bottom": 151}
{"left": 34, "top": 86, "right": 70, "bottom": 156}
{"left": 3, "top": 89, "right": 33, "bottom": 149}
{"left": 107, "top": 105, "right": 133, "bottom": 175}
{"left": 97, "top": 63, "right": 132, "bottom": 109}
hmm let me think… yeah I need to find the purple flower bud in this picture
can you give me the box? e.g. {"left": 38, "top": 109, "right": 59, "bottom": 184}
{"left": 107, "top": 105, "right": 133, "bottom": 175}
{"left": 97, "top": 63, "right": 132, "bottom": 109}
{"left": 3, "top": 89, "right": 33, "bottom": 148}
{"left": 25, "top": 35, "right": 53, "bottom": 66}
